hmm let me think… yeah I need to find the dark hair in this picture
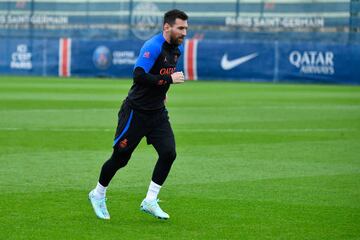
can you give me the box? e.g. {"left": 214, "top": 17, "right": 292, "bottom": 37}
{"left": 163, "top": 9, "right": 188, "bottom": 26}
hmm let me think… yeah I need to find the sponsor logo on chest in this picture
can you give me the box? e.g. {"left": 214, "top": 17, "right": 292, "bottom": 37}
{"left": 159, "top": 67, "right": 176, "bottom": 75}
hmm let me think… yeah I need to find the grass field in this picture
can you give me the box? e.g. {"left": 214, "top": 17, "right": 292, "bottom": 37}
{"left": 0, "top": 76, "right": 359, "bottom": 239}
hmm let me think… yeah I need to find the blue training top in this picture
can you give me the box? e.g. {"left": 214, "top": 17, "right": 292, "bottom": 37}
{"left": 126, "top": 33, "right": 184, "bottom": 111}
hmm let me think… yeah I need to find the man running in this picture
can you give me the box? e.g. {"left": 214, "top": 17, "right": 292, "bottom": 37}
{"left": 89, "top": 9, "right": 188, "bottom": 220}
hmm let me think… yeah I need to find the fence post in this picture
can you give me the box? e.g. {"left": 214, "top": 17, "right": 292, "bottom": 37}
{"left": 128, "top": 0, "right": 133, "bottom": 39}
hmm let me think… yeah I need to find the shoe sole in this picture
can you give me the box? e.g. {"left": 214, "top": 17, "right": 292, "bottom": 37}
{"left": 140, "top": 207, "right": 169, "bottom": 220}
{"left": 140, "top": 206, "right": 169, "bottom": 220}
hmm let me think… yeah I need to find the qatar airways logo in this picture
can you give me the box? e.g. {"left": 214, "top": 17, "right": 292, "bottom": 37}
{"left": 289, "top": 51, "right": 335, "bottom": 75}
{"left": 160, "top": 67, "right": 175, "bottom": 75}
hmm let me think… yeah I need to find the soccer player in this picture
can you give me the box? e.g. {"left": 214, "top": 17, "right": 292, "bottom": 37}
{"left": 89, "top": 9, "right": 188, "bottom": 220}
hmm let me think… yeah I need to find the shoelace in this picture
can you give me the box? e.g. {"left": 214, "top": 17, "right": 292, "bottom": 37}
{"left": 98, "top": 198, "right": 109, "bottom": 216}
{"left": 98, "top": 198, "right": 107, "bottom": 209}
{"left": 148, "top": 199, "right": 164, "bottom": 212}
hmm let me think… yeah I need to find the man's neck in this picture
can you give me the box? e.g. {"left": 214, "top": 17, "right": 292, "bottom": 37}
{"left": 163, "top": 32, "right": 171, "bottom": 44}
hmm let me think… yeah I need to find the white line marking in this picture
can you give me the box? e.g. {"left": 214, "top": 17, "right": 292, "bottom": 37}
{"left": 0, "top": 105, "right": 359, "bottom": 113}
{"left": 0, "top": 127, "right": 356, "bottom": 133}
{"left": 0, "top": 109, "right": 113, "bottom": 113}
{"left": 177, "top": 128, "right": 357, "bottom": 133}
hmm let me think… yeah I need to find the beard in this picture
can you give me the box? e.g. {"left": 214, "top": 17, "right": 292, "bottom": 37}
{"left": 170, "top": 34, "right": 184, "bottom": 46}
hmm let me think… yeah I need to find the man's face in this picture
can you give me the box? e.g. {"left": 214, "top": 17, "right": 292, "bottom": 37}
{"left": 168, "top": 18, "right": 188, "bottom": 45}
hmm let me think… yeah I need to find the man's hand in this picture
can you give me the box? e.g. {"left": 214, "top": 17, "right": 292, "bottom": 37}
{"left": 171, "top": 71, "right": 185, "bottom": 84}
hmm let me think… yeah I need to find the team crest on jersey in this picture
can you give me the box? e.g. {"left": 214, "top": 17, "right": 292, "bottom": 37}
{"left": 143, "top": 51, "right": 150, "bottom": 58}
{"left": 119, "top": 138, "right": 128, "bottom": 148}
{"left": 157, "top": 79, "right": 165, "bottom": 85}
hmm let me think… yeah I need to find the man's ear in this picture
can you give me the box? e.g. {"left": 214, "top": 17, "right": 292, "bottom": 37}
{"left": 163, "top": 23, "right": 171, "bottom": 32}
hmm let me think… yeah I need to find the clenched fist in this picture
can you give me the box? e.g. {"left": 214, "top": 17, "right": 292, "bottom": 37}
{"left": 171, "top": 71, "right": 185, "bottom": 84}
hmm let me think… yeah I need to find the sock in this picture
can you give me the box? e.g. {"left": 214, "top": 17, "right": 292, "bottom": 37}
{"left": 93, "top": 182, "right": 107, "bottom": 199}
{"left": 145, "top": 181, "right": 161, "bottom": 201}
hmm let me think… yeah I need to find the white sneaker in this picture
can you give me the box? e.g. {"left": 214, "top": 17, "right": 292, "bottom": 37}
{"left": 140, "top": 199, "right": 170, "bottom": 220}
{"left": 88, "top": 190, "right": 110, "bottom": 220}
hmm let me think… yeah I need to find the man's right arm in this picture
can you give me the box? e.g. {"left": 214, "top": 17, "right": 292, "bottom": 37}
{"left": 133, "top": 39, "right": 184, "bottom": 86}
{"left": 133, "top": 67, "right": 185, "bottom": 86}
{"left": 133, "top": 67, "right": 172, "bottom": 86}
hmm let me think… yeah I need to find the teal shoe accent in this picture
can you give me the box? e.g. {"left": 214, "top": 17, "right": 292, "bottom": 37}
{"left": 88, "top": 190, "right": 110, "bottom": 220}
{"left": 140, "top": 199, "right": 169, "bottom": 220}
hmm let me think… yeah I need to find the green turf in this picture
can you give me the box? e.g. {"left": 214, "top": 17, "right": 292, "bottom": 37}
{"left": 0, "top": 76, "right": 359, "bottom": 239}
